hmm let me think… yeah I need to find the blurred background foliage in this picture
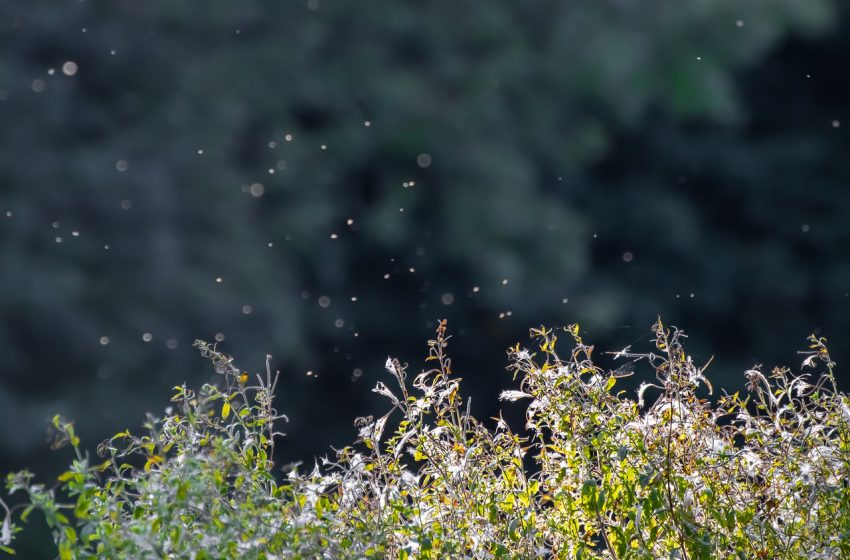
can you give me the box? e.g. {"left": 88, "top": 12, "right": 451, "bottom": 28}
{"left": 1, "top": 0, "right": 849, "bottom": 526}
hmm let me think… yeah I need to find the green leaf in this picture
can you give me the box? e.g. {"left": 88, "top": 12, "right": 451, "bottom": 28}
{"left": 57, "top": 471, "right": 75, "bottom": 482}
{"left": 58, "top": 541, "right": 71, "bottom": 560}
{"left": 20, "top": 506, "right": 33, "bottom": 523}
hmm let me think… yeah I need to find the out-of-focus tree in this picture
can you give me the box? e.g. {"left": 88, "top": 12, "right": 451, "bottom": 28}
{"left": 0, "top": 0, "right": 845, "bottom": 479}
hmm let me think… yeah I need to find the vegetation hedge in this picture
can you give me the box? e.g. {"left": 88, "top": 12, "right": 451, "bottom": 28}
{"left": 2, "top": 319, "right": 849, "bottom": 558}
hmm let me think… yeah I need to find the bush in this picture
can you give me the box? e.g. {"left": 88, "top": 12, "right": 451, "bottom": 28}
{"left": 2, "top": 319, "right": 850, "bottom": 558}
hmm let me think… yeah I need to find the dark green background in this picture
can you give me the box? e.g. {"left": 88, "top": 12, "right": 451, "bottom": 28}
{"left": 1, "top": 1, "right": 849, "bottom": 554}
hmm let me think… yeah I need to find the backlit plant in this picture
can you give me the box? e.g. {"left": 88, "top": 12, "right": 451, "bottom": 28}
{"left": 2, "top": 318, "right": 849, "bottom": 558}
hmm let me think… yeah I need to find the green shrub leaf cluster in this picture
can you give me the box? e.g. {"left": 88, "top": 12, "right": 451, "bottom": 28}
{"left": 3, "top": 319, "right": 849, "bottom": 558}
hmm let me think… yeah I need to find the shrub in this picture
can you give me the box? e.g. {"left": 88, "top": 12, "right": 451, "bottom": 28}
{"left": 2, "top": 319, "right": 850, "bottom": 558}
